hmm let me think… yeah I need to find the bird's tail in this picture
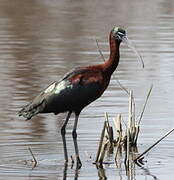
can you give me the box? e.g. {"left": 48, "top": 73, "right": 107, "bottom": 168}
{"left": 18, "top": 101, "right": 45, "bottom": 120}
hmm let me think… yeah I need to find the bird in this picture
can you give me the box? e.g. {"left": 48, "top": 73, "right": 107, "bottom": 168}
{"left": 18, "top": 26, "right": 128, "bottom": 169}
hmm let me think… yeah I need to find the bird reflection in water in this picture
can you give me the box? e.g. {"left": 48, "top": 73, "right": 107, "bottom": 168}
{"left": 63, "top": 163, "right": 79, "bottom": 180}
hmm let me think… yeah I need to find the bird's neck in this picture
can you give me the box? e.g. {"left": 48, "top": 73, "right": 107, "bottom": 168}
{"left": 102, "top": 35, "right": 120, "bottom": 76}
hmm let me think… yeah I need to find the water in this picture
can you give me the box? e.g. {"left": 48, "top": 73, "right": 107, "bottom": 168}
{"left": 0, "top": 0, "right": 174, "bottom": 179}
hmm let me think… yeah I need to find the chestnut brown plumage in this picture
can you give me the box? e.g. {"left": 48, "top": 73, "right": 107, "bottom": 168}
{"left": 19, "top": 27, "right": 127, "bottom": 169}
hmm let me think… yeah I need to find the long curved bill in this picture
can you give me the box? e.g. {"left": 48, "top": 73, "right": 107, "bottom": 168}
{"left": 122, "top": 36, "right": 144, "bottom": 68}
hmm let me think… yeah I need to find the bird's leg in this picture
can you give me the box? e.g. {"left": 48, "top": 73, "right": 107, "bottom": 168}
{"left": 72, "top": 112, "right": 82, "bottom": 169}
{"left": 61, "top": 111, "right": 72, "bottom": 164}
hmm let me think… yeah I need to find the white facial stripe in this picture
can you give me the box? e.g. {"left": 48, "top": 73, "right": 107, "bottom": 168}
{"left": 118, "top": 32, "right": 124, "bottom": 36}
{"left": 44, "top": 82, "right": 56, "bottom": 93}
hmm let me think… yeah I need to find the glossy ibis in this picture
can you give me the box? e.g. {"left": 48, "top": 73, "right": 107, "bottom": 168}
{"left": 18, "top": 26, "right": 143, "bottom": 169}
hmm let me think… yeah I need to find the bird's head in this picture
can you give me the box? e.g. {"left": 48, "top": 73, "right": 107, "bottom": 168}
{"left": 111, "top": 26, "right": 126, "bottom": 42}
{"left": 110, "top": 26, "right": 144, "bottom": 68}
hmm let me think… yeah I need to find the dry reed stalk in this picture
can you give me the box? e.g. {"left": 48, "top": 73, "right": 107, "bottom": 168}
{"left": 125, "top": 127, "right": 130, "bottom": 167}
{"left": 133, "top": 125, "right": 140, "bottom": 145}
{"left": 115, "top": 146, "right": 122, "bottom": 168}
{"left": 128, "top": 90, "right": 133, "bottom": 130}
{"left": 95, "top": 121, "right": 107, "bottom": 163}
{"left": 107, "top": 126, "right": 114, "bottom": 154}
{"left": 137, "top": 85, "right": 153, "bottom": 126}
{"left": 104, "top": 112, "right": 111, "bottom": 138}
{"left": 128, "top": 90, "right": 136, "bottom": 144}
{"left": 114, "top": 114, "right": 123, "bottom": 165}
{"left": 125, "top": 90, "right": 137, "bottom": 170}
{"left": 114, "top": 114, "right": 122, "bottom": 142}
{"left": 98, "top": 140, "right": 109, "bottom": 164}
{"left": 133, "top": 85, "right": 153, "bottom": 145}
{"left": 96, "top": 113, "right": 115, "bottom": 164}
{"left": 134, "top": 128, "right": 174, "bottom": 163}
{"left": 28, "top": 147, "right": 37, "bottom": 168}
{"left": 105, "top": 112, "right": 114, "bottom": 153}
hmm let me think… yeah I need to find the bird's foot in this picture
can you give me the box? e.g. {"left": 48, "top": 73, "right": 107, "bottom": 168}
{"left": 76, "top": 157, "right": 82, "bottom": 169}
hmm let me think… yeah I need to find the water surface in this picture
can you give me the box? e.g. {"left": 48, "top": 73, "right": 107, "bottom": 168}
{"left": 0, "top": 0, "right": 174, "bottom": 179}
